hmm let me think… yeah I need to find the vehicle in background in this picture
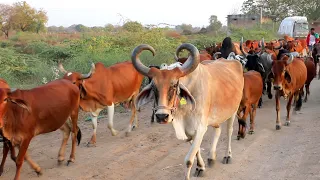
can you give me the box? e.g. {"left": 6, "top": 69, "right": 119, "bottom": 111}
{"left": 278, "top": 16, "right": 309, "bottom": 39}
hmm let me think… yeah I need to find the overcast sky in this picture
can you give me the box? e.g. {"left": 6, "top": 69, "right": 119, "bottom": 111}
{"left": 0, "top": 0, "right": 245, "bottom": 27}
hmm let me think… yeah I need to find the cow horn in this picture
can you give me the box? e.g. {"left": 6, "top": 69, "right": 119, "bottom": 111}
{"left": 10, "top": 88, "right": 17, "bottom": 92}
{"left": 213, "top": 52, "right": 221, "bottom": 60}
{"left": 176, "top": 43, "right": 200, "bottom": 76}
{"left": 240, "top": 37, "right": 248, "bottom": 57}
{"left": 258, "top": 38, "right": 265, "bottom": 56}
{"left": 58, "top": 61, "right": 68, "bottom": 74}
{"left": 174, "top": 52, "right": 179, "bottom": 61}
{"left": 286, "top": 54, "right": 294, "bottom": 64}
{"left": 80, "top": 62, "right": 96, "bottom": 79}
{"left": 131, "top": 44, "right": 154, "bottom": 77}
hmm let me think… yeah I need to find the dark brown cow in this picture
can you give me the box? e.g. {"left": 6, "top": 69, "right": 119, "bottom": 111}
{"left": 312, "top": 43, "right": 320, "bottom": 78}
{"left": 272, "top": 54, "right": 307, "bottom": 130}
{"left": 0, "top": 79, "right": 81, "bottom": 180}
{"left": 302, "top": 57, "right": 316, "bottom": 102}
{"left": 237, "top": 70, "right": 263, "bottom": 140}
{"left": 58, "top": 61, "right": 144, "bottom": 146}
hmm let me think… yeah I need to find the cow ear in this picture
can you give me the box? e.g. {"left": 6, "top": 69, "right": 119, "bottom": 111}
{"left": 7, "top": 98, "right": 31, "bottom": 112}
{"left": 178, "top": 83, "right": 196, "bottom": 111}
{"left": 136, "top": 83, "right": 154, "bottom": 109}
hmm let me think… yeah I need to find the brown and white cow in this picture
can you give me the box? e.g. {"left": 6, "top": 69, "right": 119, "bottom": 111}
{"left": 58, "top": 61, "right": 144, "bottom": 146}
{"left": 0, "top": 79, "right": 81, "bottom": 180}
{"left": 237, "top": 70, "right": 263, "bottom": 140}
{"left": 131, "top": 43, "right": 244, "bottom": 180}
{"left": 272, "top": 54, "right": 307, "bottom": 130}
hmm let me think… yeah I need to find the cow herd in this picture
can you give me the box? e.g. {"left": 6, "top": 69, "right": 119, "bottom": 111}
{"left": 0, "top": 35, "right": 318, "bottom": 180}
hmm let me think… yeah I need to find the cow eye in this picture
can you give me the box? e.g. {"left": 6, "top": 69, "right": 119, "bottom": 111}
{"left": 3, "top": 98, "right": 7, "bottom": 102}
{"left": 73, "top": 82, "right": 76, "bottom": 84}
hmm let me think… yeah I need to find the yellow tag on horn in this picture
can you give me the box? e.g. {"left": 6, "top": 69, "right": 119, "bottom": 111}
{"left": 180, "top": 98, "right": 187, "bottom": 105}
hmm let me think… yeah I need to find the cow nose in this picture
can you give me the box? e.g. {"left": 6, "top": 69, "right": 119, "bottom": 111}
{"left": 274, "top": 85, "right": 282, "bottom": 90}
{"left": 156, "top": 114, "right": 169, "bottom": 123}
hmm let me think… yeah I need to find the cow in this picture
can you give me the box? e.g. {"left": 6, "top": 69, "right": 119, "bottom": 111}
{"left": 237, "top": 70, "right": 263, "bottom": 140}
{"left": 58, "top": 61, "right": 144, "bottom": 146}
{"left": 272, "top": 54, "right": 307, "bottom": 130}
{"left": 131, "top": 43, "right": 244, "bottom": 180}
{"left": 204, "top": 43, "right": 221, "bottom": 57}
{"left": 240, "top": 37, "right": 274, "bottom": 101}
{"left": 312, "top": 43, "right": 320, "bottom": 78}
{"left": 0, "top": 79, "right": 82, "bottom": 180}
{"left": 285, "top": 40, "right": 307, "bottom": 57}
{"left": 175, "top": 51, "right": 213, "bottom": 64}
{"left": 302, "top": 56, "right": 316, "bottom": 102}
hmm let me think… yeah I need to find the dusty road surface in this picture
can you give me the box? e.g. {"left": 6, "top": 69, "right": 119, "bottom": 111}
{"left": 1, "top": 80, "right": 320, "bottom": 180}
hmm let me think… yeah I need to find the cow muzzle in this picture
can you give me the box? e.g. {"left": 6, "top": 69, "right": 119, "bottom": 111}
{"left": 155, "top": 113, "right": 169, "bottom": 124}
{"left": 274, "top": 85, "right": 282, "bottom": 90}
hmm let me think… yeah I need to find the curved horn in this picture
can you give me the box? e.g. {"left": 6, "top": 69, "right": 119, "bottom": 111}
{"left": 131, "top": 44, "right": 155, "bottom": 77}
{"left": 240, "top": 37, "right": 248, "bottom": 57}
{"left": 174, "top": 52, "right": 179, "bottom": 61}
{"left": 58, "top": 61, "right": 68, "bottom": 74}
{"left": 258, "top": 38, "right": 265, "bottom": 56}
{"left": 213, "top": 52, "right": 221, "bottom": 60}
{"left": 286, "top": 54, "right": 294, "bottom": 64}
{"left": 80, "top": 62, "right": 96, "bottom": 79}
{"left": 258, "top": 40, "right": 262, "bottom": 48}
{"left": 176, "top": 43, "right": 200, "bottom": 76}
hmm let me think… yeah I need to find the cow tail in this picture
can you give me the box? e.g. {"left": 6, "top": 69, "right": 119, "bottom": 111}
{"left": 77, "top": 126, "right": 82, "bottom": 146}
{"left": 295, "top": 91, "right": 303, "bottom": 111}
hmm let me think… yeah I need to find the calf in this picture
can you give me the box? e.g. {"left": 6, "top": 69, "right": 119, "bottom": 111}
{"left": 237, "top": 70, "right": 263, "bottom": 140}
{"left": 0, "top": 79, "right": 81, "bottom": 180}
{"left": 272, "top": 54, "right": 307, "bottom": 130}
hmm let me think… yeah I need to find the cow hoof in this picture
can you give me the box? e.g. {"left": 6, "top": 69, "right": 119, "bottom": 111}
{"left": 276, "top": 125, "right": 281, "bottom": 130}
{"left": 237, "top": 135, "right": 241, "bottom": 140}
{"left": 268, "top": 94, "right": 273, "bottom": 99}
{"left": 67, "top": 160, "right": 74, "bottom": 166}
{"left": 222, "top": 156, "right": 232, "bottom": 164}
{"left": 132, "top": 125, "right": 136, "bottom": 130}
{"left": 304, "top": 99, "right": 307, "bottom": 103}
{"left": 57, "top": 159, "right": 64, "bottom": 166}
{"left": 0, "top": 169, "right": 3, "bottom": 176}
{"left": 36, "top": 170, "right": 43, "bottom": 176}
{"left": 248, "top": 130, "right": 254, "bottom": 134}
{"left": 194, "top": 168, "right": 205, "bottom": 177}
{"left": 207, "top": 158, "right": 215, "bottom": 168}
{"left": 86, "top": 142, "right": 96, "bottom": 147}
{"left": 111, "top": 130, "right": 119, "bottom": 136}
{"left": 284, "top": 121, "right": 290, "bottom": 126}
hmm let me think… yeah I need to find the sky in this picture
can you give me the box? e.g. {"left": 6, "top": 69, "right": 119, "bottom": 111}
{"left": 0, "top": 0, "right": 245, "bottom": 27}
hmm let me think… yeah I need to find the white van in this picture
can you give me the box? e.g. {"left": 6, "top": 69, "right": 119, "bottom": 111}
{"left": 278, "top": 16, "right": 309, "bottom": 39}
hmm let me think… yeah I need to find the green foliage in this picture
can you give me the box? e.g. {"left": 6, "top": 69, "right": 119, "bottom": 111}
{"left": 122, "top": 21, "right": 144, "bottom": 32}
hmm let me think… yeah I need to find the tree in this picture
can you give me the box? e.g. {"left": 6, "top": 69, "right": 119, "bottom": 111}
{"left": 74, "top": 24, "right": 88, "bottom": 32}
{"left": 11, "top": 1, "right": 48, "bottom": 32}
{"left": 0, "top": 4, "right": 13, "bottom": 38}
{"left": 104, "top": 23, "right": 114, "bottom": 32}
{"left": 207, "top": 15, "right": 222, "bottom": 32}
{"left": 122, "top": 21, "right": 143, "bottom": 32}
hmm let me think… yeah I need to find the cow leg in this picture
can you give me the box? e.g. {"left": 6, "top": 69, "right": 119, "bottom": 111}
{"left": 249, "top": 104, "right": 257, "bottom": 134}
{"left": 126, "top": 96, "right": 138, "bottom": 136}
{"left": 184, "top": 122, "right": 207, "bottom": 180}
{"left": 275, "top": 91, "right": 281, "bottom": 130}
{"left": 58, "top": 123, "right": 70, "bottom": 163}
{"left": 238, "top": 106, "right": 249, "bottom": 139}
{"left": 88, "top": 108, "right": 102, "bottom": 146}
{"left": 24, "top": 151, "right": 42, "bottom": 176}
{"left": 285, "top": 94, "right": 294, "bottom": 126}
{"left": 267, "top": 81, "right": 273, "bottom": 99}
{"left": 208, "top": 126, "right": 221, "bottom": 167}
{"left": 107, "top": 103, "right": 119, "bottom": 136}
{"left": 258, "top": 97, "right": 263, "bottom": 108}
{"left": 222, "top": 112, "right": 235, "bottom": 164}
{"left": 0, "top": 141, "right": 10, "bottom": 176}
{"left": 67, "top": 110, "right": 80, "bottom": 165}
{"left": 14, "top": 139, "right": 31, "bottom": 180}
{"left": 304, "top": 83, "right": 310, "bottom": 102}
{"left": 294, "top": 89, "right": 304, "bottom": 111}
{"left": 194, "top": 148, "right": 205, "bottom": 177}
{"left": 9, "top": 141, "right": 16, "bottom": 162}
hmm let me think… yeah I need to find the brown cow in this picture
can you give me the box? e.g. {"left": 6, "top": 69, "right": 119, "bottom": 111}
{"left": 58, "top": 61, "right": 144, "bottom": 146}
{"left": 272, "top": 54, "right": 307, "bottom": 130}
{"left": 302, "top": 57, "right": 316, "bottom": 102}
{"left": 0, "top": 79, "right": 81, "bottom": 180}
{"left": 237, "top": 70, "right": 263, "bottom": 140}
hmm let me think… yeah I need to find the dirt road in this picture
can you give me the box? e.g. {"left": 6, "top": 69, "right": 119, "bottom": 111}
{"left": 1, "top": 80, "right": 320, "bottom": 180}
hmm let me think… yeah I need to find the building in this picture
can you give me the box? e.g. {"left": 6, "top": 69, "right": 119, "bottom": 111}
{"left": 227, "top": 14, "right": 272, "bottom": 28}
{"left": 310, "top": 18, "right": 320, "bottom": 32}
